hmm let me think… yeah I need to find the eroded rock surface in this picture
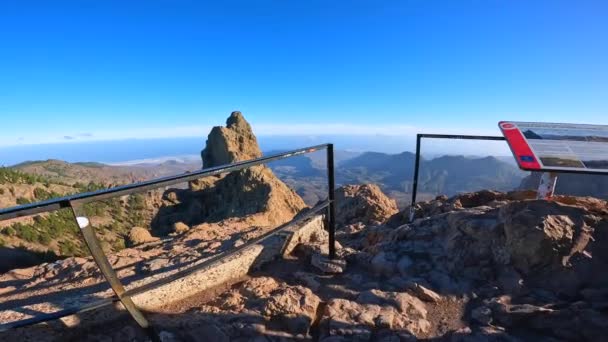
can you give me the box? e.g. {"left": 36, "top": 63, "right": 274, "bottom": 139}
{"left": 335, "top": 184, "right": 398, "bottom": 226}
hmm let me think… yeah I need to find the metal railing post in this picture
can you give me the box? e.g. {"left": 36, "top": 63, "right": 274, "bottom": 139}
{"left": 326, "top": 144, "right": 337, "bottom": 259}
{"left": 409, "top": 134, "right": 422, "bottom": 222}
{"left": 69, "top": 201, "right": 160, "bottom": 342}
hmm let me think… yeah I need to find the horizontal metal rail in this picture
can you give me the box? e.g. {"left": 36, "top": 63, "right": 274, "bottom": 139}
{"left": 0, "top": 144, "right": 329, "bottom": 221}
{"left": 417, "top": 134, "right": 505, "bottom": 141}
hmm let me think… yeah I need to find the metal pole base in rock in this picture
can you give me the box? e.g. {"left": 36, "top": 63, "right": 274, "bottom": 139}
{"left": 537, "top": 172, "right": 558, "bottom": 200}
{"left": 408, "top": 207, "right": 416, "bottom": 223}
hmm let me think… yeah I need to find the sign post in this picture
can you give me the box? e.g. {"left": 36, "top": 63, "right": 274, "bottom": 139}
{"left": 537, "top": 172, "right": 558, "bottom": 200}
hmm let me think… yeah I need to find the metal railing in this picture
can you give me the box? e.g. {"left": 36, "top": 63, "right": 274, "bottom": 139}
{"left": 0, "top": 144, "right": 337, "bottom": 339}
{"left": 409, "top": 134, "right": 506, "bottom": 221}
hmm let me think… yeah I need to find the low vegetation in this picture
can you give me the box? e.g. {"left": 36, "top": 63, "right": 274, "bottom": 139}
{"left": 1, "top": 166, "right": 154, "bottom": 261}
{"left": 0, "top": 167, "right": 49, "bottom": 185}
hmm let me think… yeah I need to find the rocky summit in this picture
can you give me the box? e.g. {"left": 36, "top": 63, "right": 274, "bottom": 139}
{"left": 1, "top": 113, "right": 608, "bottom": 342}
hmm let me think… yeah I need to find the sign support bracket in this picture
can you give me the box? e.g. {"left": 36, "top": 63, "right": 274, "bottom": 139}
{"left": 537, "top": 172, "right": 558, "bottom": 200}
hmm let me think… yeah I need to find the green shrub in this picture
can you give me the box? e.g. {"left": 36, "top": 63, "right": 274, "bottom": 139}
{"left": 33, "top": 187, "right": 62, "bottom": 201}
{"left": 2, "top": 227, "right": 16, "bottom": 236}
{"left": 128, "top": 194, "right": 145, "bottom": 210}
{"left": 75, "top": 181, "right": 107, "bottom": 192}
{"left": 14, "top": 223, "right": 37, "bottom": 242}
{"left": 59, "top": 240, "right": 85, "bottom": 256}
{"left": 82, "top": 202, "right": 106, "bottom": 217}
{"left": 0, "top": 167, "right": 48, "bottom": 185}
{"left": 37, "top": 231, "right": 52, "bottom": 245}
{"left": 16, "top": 197, "right": 31, "bottom": 205}
{"left": 112, "top": 238, "right": 126, "bottom": 251}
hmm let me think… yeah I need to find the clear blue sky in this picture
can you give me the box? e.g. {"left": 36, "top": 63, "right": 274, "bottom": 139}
{"left": 1, "top": 1, "right": 607, "bottom": 147}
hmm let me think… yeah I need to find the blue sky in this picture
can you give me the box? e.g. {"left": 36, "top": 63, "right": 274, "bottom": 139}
{"left": 1, "top": 0, "right": 607, "bottom": 148}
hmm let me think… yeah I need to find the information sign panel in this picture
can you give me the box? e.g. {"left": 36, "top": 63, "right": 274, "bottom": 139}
{"left": 499, "top": 121, "right": 608, "bottom": 174}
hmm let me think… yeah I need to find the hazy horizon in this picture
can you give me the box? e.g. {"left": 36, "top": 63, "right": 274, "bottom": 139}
{"left": 0, "top": 134, "right": 515, "bottom": 166}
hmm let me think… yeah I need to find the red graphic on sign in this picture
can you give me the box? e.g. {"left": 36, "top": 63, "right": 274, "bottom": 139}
{"left": 498, "top": 121, "right": 541, "bottom": 171}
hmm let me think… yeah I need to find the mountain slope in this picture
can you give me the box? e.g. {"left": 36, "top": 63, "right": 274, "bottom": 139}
{"left": 14, "top": 159, "right": 199, "bottom": 186}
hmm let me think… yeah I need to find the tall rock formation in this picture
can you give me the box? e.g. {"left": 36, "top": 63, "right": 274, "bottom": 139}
{"left": 153, "top": 111, "right": 307, "bottom": 231}
{"left": 201, "top": 111, "right": 262, "bottom": 168}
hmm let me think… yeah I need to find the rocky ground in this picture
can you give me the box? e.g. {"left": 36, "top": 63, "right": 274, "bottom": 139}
{"left": 3, "top": 188, "right": 606, "bottom": 341}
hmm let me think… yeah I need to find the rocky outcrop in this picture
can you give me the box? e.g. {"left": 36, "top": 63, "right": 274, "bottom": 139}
{"left": 335, "top": 184, "right": 398, "bottom": 226}
{"left": 388, "top": 189, "right": 539, "bottom": 227}
{"left": 201, "top": 111, "right": 262, "bottom": 168}
{"left": 4, "top": 186, "right": 608, "bottom": 341}
{"left": 336, "top": 191, "right": 608, "bottom": 341}
{"left": 322, "top": 289, "right": 430, "bottom": 339}
{"left": 153, "top": 112, "right": 307, "bottom": 230}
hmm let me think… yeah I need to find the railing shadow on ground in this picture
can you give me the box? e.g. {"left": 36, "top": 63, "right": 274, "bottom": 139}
{"left": 0, "top": 210, "right": 327, "bottom": 341}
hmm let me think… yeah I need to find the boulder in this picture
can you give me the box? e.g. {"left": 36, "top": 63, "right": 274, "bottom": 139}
{"left": 500, "top": 200, "right": 592, "bottom": 275}
{"left": 262, "top": 285, "right": 321, "bottom": 335}
{"left": 408, "top": 283, "right": 442, "bottom": 303}
{"left": 335, "top": 184, "right": 398, "bottom": 225}
{"left": 312, "top": 253, "right": 346, "bottom": 274}
{"left": 172, "top": 221, "right": 189, "bottom": 234}
{"left": 128, "top": 227, "right": 158, "bottom": 245}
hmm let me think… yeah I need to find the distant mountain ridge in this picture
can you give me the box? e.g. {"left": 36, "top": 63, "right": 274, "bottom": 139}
{"left": 265, "top": 150, "right": 526, "bottom": 207}
{"left": 13, "top": 158, "right": 200, "bottom": 186}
